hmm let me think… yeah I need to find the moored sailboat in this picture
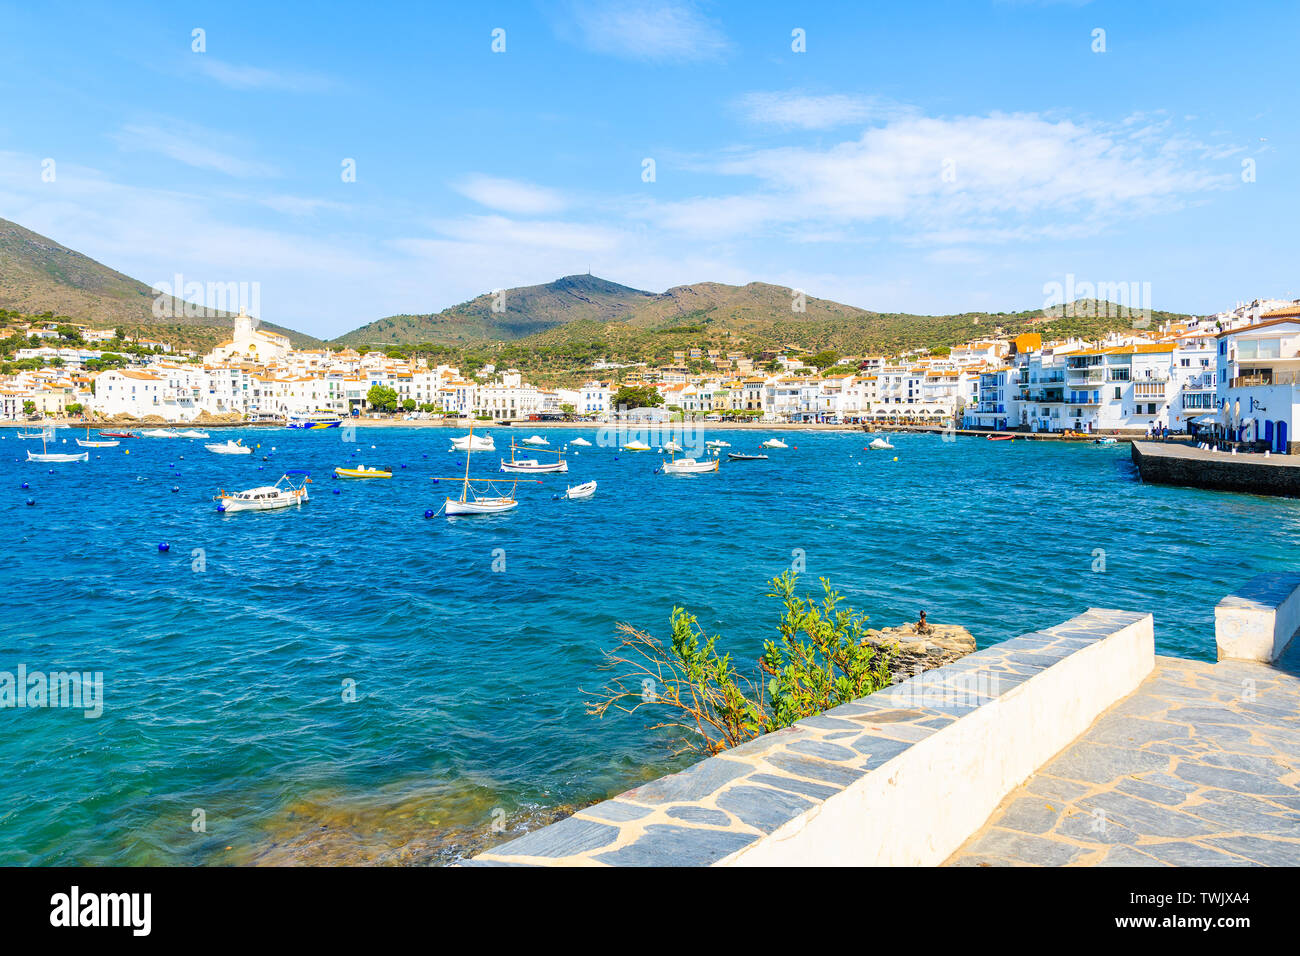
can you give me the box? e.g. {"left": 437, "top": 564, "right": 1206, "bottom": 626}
{"left": 27, "top": 430, "right": 87, "bottom": 463}
{"left": 500, "top": 441, "right": 568, "bottom": 473}
{"left": 437, "top": 424, "right": 537, "bottom": 515}
{"left": 76, "top": 424, "right": 118, "bottom": 448}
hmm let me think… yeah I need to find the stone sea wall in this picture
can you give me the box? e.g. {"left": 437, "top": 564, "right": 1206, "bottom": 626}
{"left": 1132, "top": 440, "right": 1300, "bottom": 497}
{"left": 467, "top": 608, "right": 1154, "bottom": 866}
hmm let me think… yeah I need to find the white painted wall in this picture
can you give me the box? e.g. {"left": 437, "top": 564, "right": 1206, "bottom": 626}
{"left": 722, "top": 613, "right": 1155, "bottom": 867}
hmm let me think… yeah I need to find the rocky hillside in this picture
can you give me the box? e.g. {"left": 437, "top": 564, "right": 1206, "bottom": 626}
{"left": 0, "top": 217, "right": 319, "bottom": 348}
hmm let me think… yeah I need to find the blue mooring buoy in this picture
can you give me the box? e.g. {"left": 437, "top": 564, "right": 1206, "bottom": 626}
{"left": 424, "top": 509, "right": 434, "bottom": 518}
{"left": 26, "top": 498, "right": 34, "bottom": 506}
{"left": 171, "top": 486, "right": 179, "bottom": 493}
{"left": 158, "top": 543, "right": 170, "bottom": 552}
{"left": 20, "top": 482, "right": 28, "bottom": 489}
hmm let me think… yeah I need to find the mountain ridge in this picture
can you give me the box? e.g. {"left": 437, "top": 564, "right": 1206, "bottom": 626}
{"left": 0, "top": 217, "right": 320, "bottom": 348}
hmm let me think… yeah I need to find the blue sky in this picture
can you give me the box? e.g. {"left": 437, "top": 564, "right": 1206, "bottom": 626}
{"left": 0, "top": 0, "right": 1295, "bottom": 337}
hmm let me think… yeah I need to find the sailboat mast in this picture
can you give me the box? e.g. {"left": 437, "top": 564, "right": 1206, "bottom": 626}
{"left": 461, "top": 422, "right": 474, "bottom": 502}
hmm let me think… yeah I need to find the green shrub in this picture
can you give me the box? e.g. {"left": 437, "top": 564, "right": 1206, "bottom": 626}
{"left": 588, "top": 572, "right": 894, "bottom": 755}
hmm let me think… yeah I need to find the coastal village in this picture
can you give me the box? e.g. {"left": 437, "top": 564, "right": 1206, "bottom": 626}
{"left": 3, "top": 297, "right": 1300, "bottom": 450}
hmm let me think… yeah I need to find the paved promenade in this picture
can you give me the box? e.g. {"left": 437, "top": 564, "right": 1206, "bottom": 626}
{"left": 947, "top": 642, "right": 1300, "bottom": 866}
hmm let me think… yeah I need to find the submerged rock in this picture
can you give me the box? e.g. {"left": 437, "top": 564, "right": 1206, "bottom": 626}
{"left": 860, "top": 622, "right": 976, "bottom": 678}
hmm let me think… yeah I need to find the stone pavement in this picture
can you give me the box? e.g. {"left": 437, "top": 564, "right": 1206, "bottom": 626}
{"left": 946, "top": 641, "right": 1300, "bottom": 866}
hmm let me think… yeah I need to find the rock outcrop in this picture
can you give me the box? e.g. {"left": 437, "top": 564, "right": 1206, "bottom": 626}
{"left": 860, "top": 623, "right": 976, "bottom": 679}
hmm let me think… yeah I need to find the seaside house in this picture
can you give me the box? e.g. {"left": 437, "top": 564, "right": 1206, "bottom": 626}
{"left": 1216, "top": 306, "right": 1300, "bottom": 452}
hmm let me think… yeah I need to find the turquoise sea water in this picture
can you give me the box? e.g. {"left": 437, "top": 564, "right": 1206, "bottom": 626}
{"left": 3, "top": 425, "right": 1298, "bottom": 865}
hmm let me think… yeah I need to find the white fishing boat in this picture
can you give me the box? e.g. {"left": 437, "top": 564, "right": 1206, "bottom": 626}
{"left": 705, "top": 440, "right": 731, "bottom": 449}
{"left": 662, "top": 456, "right": 719, "bottom": 474}
{"left": 18, "top": 427, "right": 50, "bottom": 439}
{"left": 176, "top": 429, "right": 210, "bottom": 439}
{"left": 500, "top": 441, "right": 568, "bottom": 473}
{"left": 140, "top": 428, "right": 180, "bottom": 438}
{"left": 661, "top": 445, "right": 719, "bottom": 475}
{"left": 75, "top": 425, "right": 117, "bottom": 448}
{"left": 215, "top": 471, "right": 311, "bottom": 513}
{"left": 521, "top": 435, "right": 549, "bottom": 446}
{"left": 761, "top": 438, "right": 789, "bottom": 449}
{"left": 437, "top": 424, "right": 537, "bottom": 516}
{"left": 662, "top": 440, "right": 683, "bottom": 453}
{"left": 868, "top": 437, "right": 895, "bottom": 450}
{"left": 449, "top": 433, "right": 495, "bottom": 452}
{"left": 27, "top": 431, "right": 87, "bottom": 463}
{"left": 570, "top": 437, "right": 593, "bottom": 447}
{"left": 206, "top": 439, "right": 253, "bottom": 455}
{"left": 563, "top": 480, "right": 597, "bottom": 499}
{"left": 622, "top": 439, "right": 652, "bottom": 452}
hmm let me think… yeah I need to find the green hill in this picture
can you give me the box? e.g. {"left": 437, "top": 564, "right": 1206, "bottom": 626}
{"left": 334, "top": 274, "right": 660, "bottom": 347}
{"left": 335, "top": 274, "right": 1190, "bottom": 385}
{"left": 0, "top": 217, "right": 320, "bottom": 349}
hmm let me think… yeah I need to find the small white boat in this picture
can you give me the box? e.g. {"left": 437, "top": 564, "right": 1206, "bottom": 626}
{"left": 500, "top": 441, "right": 567, "bottom": 473}
{"left": 445, "top": 495, "right": 519, "bottom": 515}
{"left": 662, "top": 440, "right": 684, "bottom": 453}
{"left": 437, "top": 424, "right": 537, "bottom": 516}
{"left": 450, "top": 433, "right": 495, "bottom": 452}
{"left": 761, "top": 438, "right": 789, "bottom": 449}
{"left": 563, "top": 480, "right": 597, "bottom": 500}
{"left": 706, "top": 440, "right": 731, "bottom": 449}
{"left": 500, "top": 457, "right": 568, "bottom": 474}
{"left": 177, "top": 429, "right": 210, "bottom": 439}
{"left": 206, "top": 439, "right": 253, "bottom": 455}
{"left": 868, "top": 437, "right": 895, "bottom": 450}
{"left": 622, "top": 440, "right": 652, "bottom": 452}
{"left": 216, "top": 471, "right": 311, "bottom": 513}
{"left": 1094, "top": 437, "right": 1118, "bottom": 445}
{"left": 27, "top": 450, "right": 88, "bottom": 463}
{"left": 75, "top": 426, "right": 117, "bottom": 448}
{"left": 570, "top": 438, "right": 593, "bottom": 447}
{"left": 662, "top": 456, "right": 719, "bottom": 474}
{"left": 18, "top": 429, "right": 50, "bottom": 440}
{"left": 141, "top": 428, "right": 180, "bottom": 438}
{"left": 521, "top": 435, "right": 550, "bottom": 446}
{"left": 26, "top": 431, "right": 86, "bottom": 462}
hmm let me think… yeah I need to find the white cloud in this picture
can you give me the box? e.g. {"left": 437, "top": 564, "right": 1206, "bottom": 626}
{"left": 560, "top": 0, "right": 730, "bottom": 61}
{"left": 454, "top": 175, "right": 567, "bottom": 215}
{"left": 258, "top": 195, "right": 349, "bottom": 216}
{"left": 641, "top": 112, "right": 1236, "bottom": 243}
{"left": 737, "top": 92, "right": 912, "bottom": 130}
{"left": 114, "top": 123, "right": 277, "bottom": 178}
{"left": 192, "top": 58, "right": 335, "bottom": 93}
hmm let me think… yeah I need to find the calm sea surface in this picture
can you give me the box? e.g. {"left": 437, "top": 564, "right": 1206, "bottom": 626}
{"left": 3, "top": 425, "right": 1297, "bottom": 864}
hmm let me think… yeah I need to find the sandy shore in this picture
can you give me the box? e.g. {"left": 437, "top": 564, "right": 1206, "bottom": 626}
{"left": 2, "top": 418, "right": 868, "bottom": 432}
